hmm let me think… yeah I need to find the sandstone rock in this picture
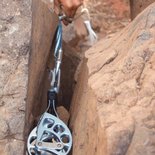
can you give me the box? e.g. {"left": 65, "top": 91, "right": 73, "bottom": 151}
{"left": 0, "top": 0, "right": 80, "bottom": 154}
{"left": 57, "top": 106, "right": 70, "bottom": 124}
{"left": 130, "top": 0, "right": 155, "bottom": 19}
{"left": 0, "top": 0, "right": 31, "bottom": 154}
{"left": 70, "top": 3, "right": 155, "bottom": 155}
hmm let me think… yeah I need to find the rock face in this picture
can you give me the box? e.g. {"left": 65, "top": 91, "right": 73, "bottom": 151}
{"left": 130, "top": 0, "right": 155, "bottom": 19}
{"left": 0, "top": 0, "right": 80, "bottom": 154}
{"left": 0, "top": 0, "right": 31, "bottom": 154}
{"left": 70, "top": 3, "right": 155, "bottom": 155}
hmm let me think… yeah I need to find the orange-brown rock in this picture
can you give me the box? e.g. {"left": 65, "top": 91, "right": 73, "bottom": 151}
{"left": 0, "top": 0, "right": 31, "bottom": 154}
{"left": 130, "top": 0, "right": 155, "bottom": 19}
{"left": 70, "top": 3, "right": 155, "bottom": 155}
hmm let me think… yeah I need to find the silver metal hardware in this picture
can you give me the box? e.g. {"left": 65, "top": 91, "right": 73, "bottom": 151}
{"left": 27, "top": 113, "right": 72, "bottom": 155}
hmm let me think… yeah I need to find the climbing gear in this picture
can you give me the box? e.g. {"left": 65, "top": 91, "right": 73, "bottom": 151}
{"left": 27, "top": 16, "right": 72, "bottom": 155}
{"left": 84, "top": 19, "right": 98, "bottom": 45}
{"left": 73, "top": 7, "right": 98, "bottom": 45}
{"left": 81, "top": 8, "right": 98, "bottom": 45}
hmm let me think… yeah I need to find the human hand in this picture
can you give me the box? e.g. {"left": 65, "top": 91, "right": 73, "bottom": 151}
{"left": 54, "top": 0, "right": 83, "bottom": 24}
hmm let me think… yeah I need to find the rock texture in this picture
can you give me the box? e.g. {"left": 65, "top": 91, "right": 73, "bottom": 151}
{"left": 0, "top": 1, "right": 80, "bottom": 154}
{"left": 0, "top": 1, "right": 81, "bottom": 154}
{"left": 0, "top": 0, "right": 31, "bottom": 154}
{"left": 130, "top": 0, "right": 155, "bottom": 19}
{"left": 70, "top": 3, "right": 155, "bottom": 155}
